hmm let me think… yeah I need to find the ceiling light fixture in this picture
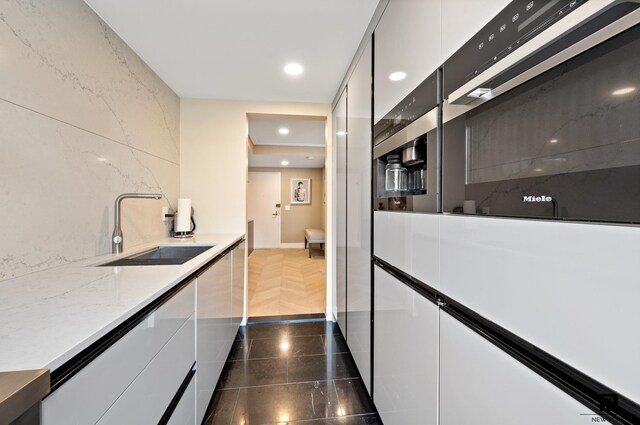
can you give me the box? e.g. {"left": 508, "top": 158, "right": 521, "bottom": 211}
{"left": 336, "top": 131, "right": 347, "bottom": 136}
{"left": 389, "top": 71, "right": 407, "bottom": 81}
{"left": 306, "top": 156, "right": 314, "bottom": 160}
{"left": 278, "top": 127, "right": 289, "bottom": 135}
{"left": 534, "top": 168, "right": 544, "bottom": 172}
{"left": 612, "top": 87, "right": 636, "bottom": 96}
{"left": 281, "top": 160, "right": 289, "bottom": 166}
{"left": 284, "top": 62, "right": 303, "bottom": 76}
{"left": 549, "top": 139, "right": 558, "bottom": 144}
{"left": 468, "top": 87, "right": 492, "bottom": 99}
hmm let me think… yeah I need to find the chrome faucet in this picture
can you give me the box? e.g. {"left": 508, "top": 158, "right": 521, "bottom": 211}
{"left": 112, "top": 193, "right": 162, "bottom": 254}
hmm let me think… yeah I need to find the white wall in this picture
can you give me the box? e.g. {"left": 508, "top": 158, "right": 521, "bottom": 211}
{"left": 179, "top": 99, "right": 334, "bottom": 317}
{"left": 0, "top": 0, "right": 180, "bottom": 281}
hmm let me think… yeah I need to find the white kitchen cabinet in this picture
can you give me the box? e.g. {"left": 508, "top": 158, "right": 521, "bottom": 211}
{"left": 231, "top": 241, "right": 245, "bottom": 333}
{"left": 373, "top": 211, "right": 440, "bottom": 289}
{"left": 195, "top": 252, "right": 233, "bottom": 424}
{"left": 334, "top": 89, "right": 348, "bottom": 334}
{"left": 346, "top": 39, "right": 373, "bottom": 394}
{"left": 42, "top": 280, "right": 196, "bottom": 425}
{"left": 439, "top": 311, "right": 597, "bottom": 424}
{"left": 374, "top": 0, "right": 442, "bottom": 123}
{"left": 439, "top": 215, "right": 640, "bottom": 404}
{"left": 373, "top": 266, "right": 438, "bottom": 425}
{"left": 166, "top": 374, "right": 196, "bottom": 425}
{"left": 97, "top": 314, "right": 196, "bottom": 424}
{"left": 441, "top": 0, "right": 512, "bottom": 64}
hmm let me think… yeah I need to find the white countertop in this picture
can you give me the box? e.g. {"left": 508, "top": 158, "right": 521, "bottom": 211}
{"left": 0, "top": 233, "right": 243, "bottom": 373}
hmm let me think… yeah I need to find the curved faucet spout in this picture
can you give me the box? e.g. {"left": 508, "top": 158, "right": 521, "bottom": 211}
{"left": 112, "top": 193, "right": 163, "bottom": 254}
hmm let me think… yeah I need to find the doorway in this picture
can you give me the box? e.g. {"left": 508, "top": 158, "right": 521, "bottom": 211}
{"left": 247, "top": 171, "right": 281, "bottom": 249}
{"left": 246, "top": 114, "right": 327, "bottom": 319}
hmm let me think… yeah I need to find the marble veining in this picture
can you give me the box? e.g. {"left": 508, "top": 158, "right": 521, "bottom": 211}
{"left": 0, "top": 234, "right": 243, "bottom": 373}
{"left": 0, "top": 0, "right": 180, "bottom": 280}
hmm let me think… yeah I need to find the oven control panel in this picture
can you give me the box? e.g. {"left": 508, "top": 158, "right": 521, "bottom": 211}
{"left": 443, "top": 0, "right": 586, "bottom": 97}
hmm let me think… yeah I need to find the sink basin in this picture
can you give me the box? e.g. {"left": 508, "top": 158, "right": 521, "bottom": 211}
{"left": 99, "top": 245, "right": 215, "bottom": 266}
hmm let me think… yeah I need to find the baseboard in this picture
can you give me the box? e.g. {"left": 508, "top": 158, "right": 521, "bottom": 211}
{"left": 280, "top": 243, "right": 305, "bottom": 249}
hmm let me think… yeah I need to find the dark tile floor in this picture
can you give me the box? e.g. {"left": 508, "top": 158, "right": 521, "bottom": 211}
{"left": 203, "top": 320, "right": 382, "bottom": 425}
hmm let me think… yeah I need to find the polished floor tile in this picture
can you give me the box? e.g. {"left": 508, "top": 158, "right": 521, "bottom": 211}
{"left": 288, "top": 353, "right": 360, "bottom": 383}
{"left": 249, "top": 335, "right": 325, "bottom": 359}
{"left": 333, "top": 379, "right": 377, "bottom": 416}
{"left": 205, "top": 322, "right": 382, "bottom": 425}
{"left": 231, "top": 381, "right": 339, "bottom": 424}
{"left": 323, "top": 333, "right": 350, "bottom": 354}
{"left": 219, "top": 357, "right": 288, "bottom": 388}
{"left": 280, "top": 414, "right": 382, "bottom": 425}
{"left": 202, "top": 389, "right": 238, "bottom": 425}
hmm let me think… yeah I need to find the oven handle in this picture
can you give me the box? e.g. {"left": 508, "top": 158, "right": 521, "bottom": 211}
{"left": 447, "top": 0, "right": 640, "bottom": 105}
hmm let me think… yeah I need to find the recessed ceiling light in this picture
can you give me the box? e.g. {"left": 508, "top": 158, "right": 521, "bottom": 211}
{"left": 549, "top": 139, "right": 558, "bottom": 144}
{"left": 281, "top": 160, "right": 289, "bottom": 166}
{"left": 336, "top": 131, "right": 347, "bottom": 136}
{"left": 284, "top": 63, "right": 303, "bottom": 76}
{"left": 278, "top": 127, "right": 289, "bottom": 135}
{"left": 96, "top": 157, "right": 108, "bottom": 162}
{"left": 534, "top": 168, "right": 543, "bottom": 172}
{"left": 612, "top": 87, "right": 636, "bottom": 96}
{"left": 468, "top": 87, "right": 492, "bottom": 98}
{"left": 389, "top": 71, "right": 407, "bottom": 81}
{"left": 306, "top": 156, "right": 314, "bottom": 160}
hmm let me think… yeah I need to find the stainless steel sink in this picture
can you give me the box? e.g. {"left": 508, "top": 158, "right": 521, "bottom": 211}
{"left": 98, "top": 245, "right": 215, "bottom": 266}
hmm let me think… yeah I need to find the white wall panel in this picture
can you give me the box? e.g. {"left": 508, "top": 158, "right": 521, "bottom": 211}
{"left": 440, "top": 215, "right": 640, "bottom": 403}
{"left": 374, "top": 211, "right": 440, "bottom": 289}
{"left": 440, "top": 311, "right": 597, "bottom": 424}
{"left": 334, "top": 90, "right": 348, "bottom": 333}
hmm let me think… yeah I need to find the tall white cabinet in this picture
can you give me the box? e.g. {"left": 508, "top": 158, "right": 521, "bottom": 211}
{"left": 334, "top": 89, "right": 348, "bottom": 335}
{"left": 346, "top": 40, "right": 373, "bottom": 393}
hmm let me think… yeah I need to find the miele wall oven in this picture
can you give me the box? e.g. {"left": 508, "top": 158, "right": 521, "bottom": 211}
{"left": 374, "top": 70, "right": 440, "bottom": 213}
{"left": 442, "top": 0, "right": 640, "bottom": 224}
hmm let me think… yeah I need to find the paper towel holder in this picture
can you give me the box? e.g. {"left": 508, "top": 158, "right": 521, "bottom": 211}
{"left": 165, "top": 206, "right": 197, "bottom": 238}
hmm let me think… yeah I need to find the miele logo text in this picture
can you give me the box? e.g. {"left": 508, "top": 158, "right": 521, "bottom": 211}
{"left": 522, "top": 195, "right": 553, "bottom": 202}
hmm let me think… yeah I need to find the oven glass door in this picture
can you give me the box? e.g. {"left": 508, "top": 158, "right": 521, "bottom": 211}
{"left": 443, "top": 23, "right": 640, "bottom": 224}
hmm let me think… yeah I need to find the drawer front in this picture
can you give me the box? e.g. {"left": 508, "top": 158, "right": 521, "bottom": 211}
{"left": 374, "top": 211, "right": 440, "bottom": 289}
{"left": 42, "top": 281, "right": 195, "bottom": 425}
{"left": 166, "top": 374, "right": 196, "bottom": 425}
{"left": 97, "top": 313, "right": 196, "bottom": 424}
{"left": 440, "top": 311, "right": 596, "bottom": 424}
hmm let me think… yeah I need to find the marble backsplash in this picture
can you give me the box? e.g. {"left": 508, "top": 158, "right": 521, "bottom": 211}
{"left": 0, "top": 0, "right": 180, "bottom": 281}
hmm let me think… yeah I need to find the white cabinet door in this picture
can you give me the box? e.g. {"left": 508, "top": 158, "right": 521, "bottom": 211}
{"left": 196, "top": 253, "right": 232, "bottom": 424}
{"left": 167, "top": 375, "right": 196, "bottom": 425}
{"left": 373, "top": 211, "right": 440, "bottom": 289}
{"left": 374, "top": 0, "right": 442, "bottom": 123}
{"left": 334, "top": 89, "right": 348, "bottom": 334}
{"left": 97, "top": 314, "right": 195, "bottom": 425}
{"left": 373, "top": 266, "right": 438, "bottom": 425}
{"left": 439, "top": 215, "right": 640, "bottom": 404}
{"left": 441, "top": 0, "right": 512, "bottom": 63}
{"left": 42, "top": 281, "right": 195, "bottom": 425}
{"left": 440, "top": 311, "right": 598, "bottom": 424}
{"left": 231, "top": 241, "right": 245, "bottom": 334}
{"left": 346, "top": 39, "right": 372, "bottom": 394}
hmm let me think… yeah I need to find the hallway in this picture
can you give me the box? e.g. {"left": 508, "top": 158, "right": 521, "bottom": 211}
{"left": 202, "top": 320, "right": 381, "bottom": 425}
{"left": 248, "top": 249, "right": 325, "bottom": 317}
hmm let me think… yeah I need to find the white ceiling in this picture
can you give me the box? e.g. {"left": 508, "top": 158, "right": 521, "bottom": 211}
{"left": 84, "top": 0, "right": 380, "bottom": 103}
{"left": 248, "top": 154, "right": 325, "bottom": 169}
{"left": 249, "top": 118, "right": 325, "bottom": 147}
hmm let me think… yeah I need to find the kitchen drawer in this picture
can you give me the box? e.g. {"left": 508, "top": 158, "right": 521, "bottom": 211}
{"left": 42, "top": 280, "right": 195, "bottom": 425}
{"left": 97, "top": 312, "right": 196, "bottom": 424}
{"left": 373, "top": 211, "right": 440, "bottom": 289}
{"left": 440, "top": 311, "right": 596, "bottom": 424}
{"left": 166, "top": 373, "right": 196, "bottom": 425}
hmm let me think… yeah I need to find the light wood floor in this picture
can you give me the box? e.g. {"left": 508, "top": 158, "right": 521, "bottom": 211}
{"left": 248, "top": 248, "right": 325, "bottom": 317}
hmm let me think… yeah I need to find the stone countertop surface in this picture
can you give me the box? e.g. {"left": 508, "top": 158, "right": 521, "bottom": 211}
{"left": 0, "top": 233, "right": 244, "bottom": 373}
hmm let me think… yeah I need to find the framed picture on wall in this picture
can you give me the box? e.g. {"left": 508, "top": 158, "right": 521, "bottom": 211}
{"left": 290, "top": 178, "right": 311, "bottom": 204}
